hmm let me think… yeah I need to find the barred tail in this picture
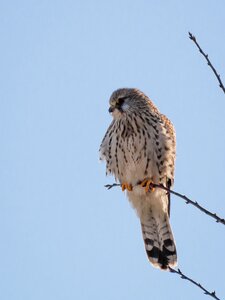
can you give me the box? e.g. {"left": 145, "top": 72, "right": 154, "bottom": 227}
{"left": 141, "top": 210, "right": 177, "bottom": 270}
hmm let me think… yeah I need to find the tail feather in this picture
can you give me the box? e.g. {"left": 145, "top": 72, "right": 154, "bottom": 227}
{"left": 141, "top": 210, "right": 177, "bottom": 270}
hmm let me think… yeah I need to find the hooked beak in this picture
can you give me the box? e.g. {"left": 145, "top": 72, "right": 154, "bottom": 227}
{"left": 108, "top": 106, "right": 114, "bottom": 113}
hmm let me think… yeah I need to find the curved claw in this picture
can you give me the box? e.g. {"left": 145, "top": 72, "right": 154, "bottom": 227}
{"left": 140, "top": 179, "right": 155, "bottom": 192}
{"left": 121, "top": 183, "right": 133, "bottom": 192}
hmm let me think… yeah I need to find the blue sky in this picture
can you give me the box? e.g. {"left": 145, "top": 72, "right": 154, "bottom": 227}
{"left": 1, "top": 1, "right": 225, "bottom": 299}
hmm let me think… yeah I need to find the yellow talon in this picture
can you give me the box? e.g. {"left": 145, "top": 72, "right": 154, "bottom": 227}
{"left": 140, "top": 179, "right": 148, "bottom": 187}
{"left": 150, "top": 185, "right": 155, "bottom": 192}
{"left": 140, "top": 179, "right": 155, "bottom": 192}
{"left": 145, "top": 180, "right": 155, "bottom": 192}
{"left": 127, "top": 184, "right": 133, "bottom": 191}
{"left": 121, "top": 183, "right": 133, "bottom": 192}
{"left": 122, "top": 183, "right": 126, "bottom": 191}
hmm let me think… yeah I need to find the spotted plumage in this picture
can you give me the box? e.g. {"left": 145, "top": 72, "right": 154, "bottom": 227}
{"left": 100, "top": 88, "right": 177, "bottom": 270}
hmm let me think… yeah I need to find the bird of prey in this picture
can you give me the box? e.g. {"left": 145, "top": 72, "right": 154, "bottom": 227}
{"left": 99, "top": 88, "right": 177, "bottom": 270}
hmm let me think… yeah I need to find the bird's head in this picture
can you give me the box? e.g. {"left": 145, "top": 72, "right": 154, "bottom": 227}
{"left": 108, "top": 88, "right": 148, "bottom": 119}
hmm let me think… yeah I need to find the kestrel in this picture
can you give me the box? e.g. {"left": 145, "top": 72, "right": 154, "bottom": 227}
{"left": 99, "top": 88, "right": 177, "bottom": 270}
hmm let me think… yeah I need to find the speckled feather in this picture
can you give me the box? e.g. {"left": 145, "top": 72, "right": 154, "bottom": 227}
{"left": 100, "top": 88, "right": 177, "bottom": 270}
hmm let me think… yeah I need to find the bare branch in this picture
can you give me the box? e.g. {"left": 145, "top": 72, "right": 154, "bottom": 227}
{"left": 105, "top": 183, "right": 225, "bottom": 226}
{"left": 189, "top": 32, "right": 225, "bottom": 94}
{"left": 169, "top": 268, "right": 220, "bottom": 300}
{"left": 105, "top": 183, "right": 121, "bottom": 190}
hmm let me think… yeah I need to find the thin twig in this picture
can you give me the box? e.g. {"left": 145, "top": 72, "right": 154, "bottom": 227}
{"left": 104, "top": 183, "right": 225, "bottom": 226}
{"left": 169, "top": 268, "right": 220, "bottom": 300}
{"left": 189, "top": 32, "right": 225, "bottom": 94}
{"left": 105, "top": 183, "right": 121, "bottom": 190}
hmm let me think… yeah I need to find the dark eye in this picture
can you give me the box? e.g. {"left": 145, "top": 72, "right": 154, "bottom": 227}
{"left": 117, "top": 96, "right": 126, "bottom": 105}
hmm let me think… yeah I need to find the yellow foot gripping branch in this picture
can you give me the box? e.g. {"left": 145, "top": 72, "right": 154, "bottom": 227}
{"left": 140, "top": 179, "right": 155, "bottom": 192}
{"left": 121, "top": 183, "right": 133, "bottom": 192}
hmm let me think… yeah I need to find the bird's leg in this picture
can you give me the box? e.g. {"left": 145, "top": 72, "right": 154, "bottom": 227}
{"left": 121, "top": 183, "right": 133, "bottom": 191}
{"left": 140, "top": 179, "right": 155, "bottom": 193}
